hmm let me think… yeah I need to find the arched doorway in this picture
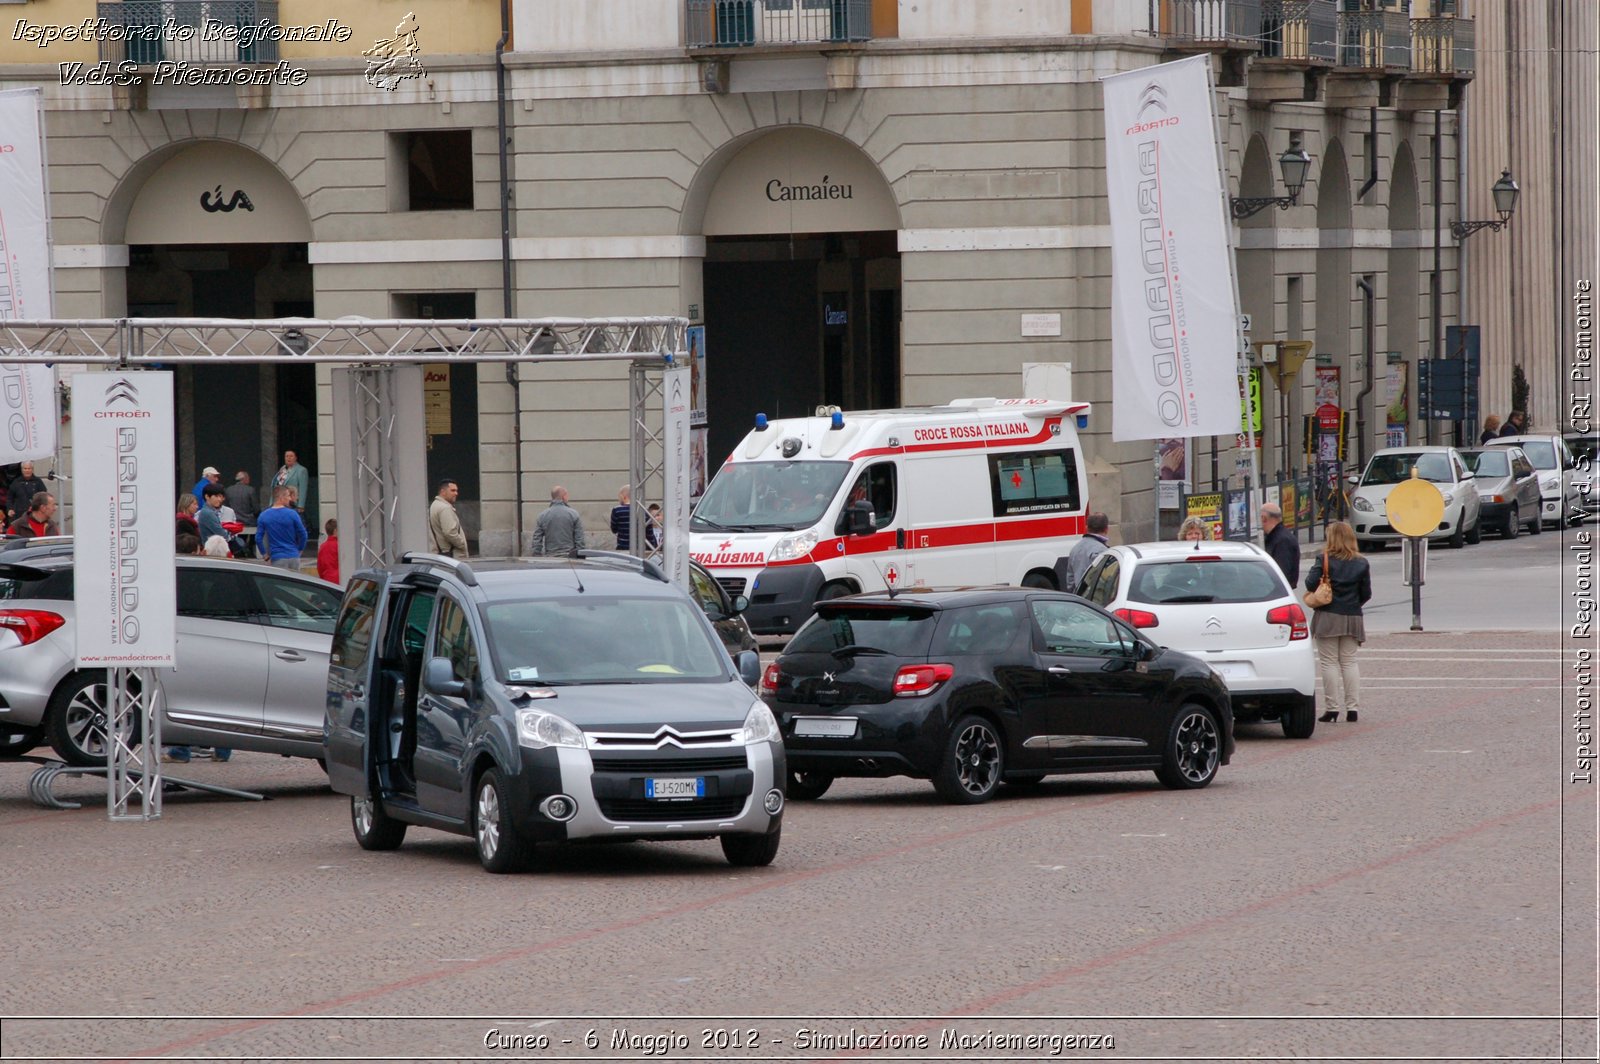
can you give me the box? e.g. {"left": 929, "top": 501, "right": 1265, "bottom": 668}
{"left": 1388, "top": 143, "right": 1420, "bottom": 446}
{"left": 690, "top": 127, "right": 902, "bottom": 466}
{"left": 110, "top": 141, "right": 318, "bottom": 525}
{"left": 1236, "top": 135, "right": 1280, "bottom": 472}
{"left": 1313, "top": 140, "right": 1353, "bottom": 464}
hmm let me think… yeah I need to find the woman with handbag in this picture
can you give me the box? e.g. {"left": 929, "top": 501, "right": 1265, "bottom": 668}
{"left": 1304, "top": 520, "right": 1372, "bottom": 723}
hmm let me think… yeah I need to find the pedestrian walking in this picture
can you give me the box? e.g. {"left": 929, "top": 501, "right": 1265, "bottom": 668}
{"left": 257, "top": 485, "right": 308, "bottom": 570}
{"left": 6, "top": 491, "right": 58, "bottom": 538}
{"left": 225, "top": 471, "right": 259, "bottom": 552}
{"left": 6, "top": 461, "right": 47, "bottom": 524}
{"left": 531, "top": 485, "right": 585, "bottom": 557}
{"left": 645, "top": 503, "right": 663, "bottom": 552}
{"left": 428, "top": 479, "right": 469, "bottom": 558}
{"left": 1497, "top": 411, "right": 1528, "bottom": 437}
{"left": 1479, "top": 415, "right": 1502, "bottom": 445}
{"left": 175, "top": 494, "right": 201, "bottom": 540}
{"left": 1260, "top": 503, "right": 1300, "bottom": 586}
{"left": 318, "top": 519, "right": 340, "bottom": 583}
{"left": 1304, "top": 520, "right": 1371, "bottom": 724}
{"left": 1178, "top": 516, "right": 1209, "bottom": 542}
{"left": 610, "top": 485, "right": 635, "bottom": 551}
{"left": 1055, "top": 512, "right": 1109, "bottom": 594}
{"left": 271, "top": 449, "right": 310, "bottom": 530}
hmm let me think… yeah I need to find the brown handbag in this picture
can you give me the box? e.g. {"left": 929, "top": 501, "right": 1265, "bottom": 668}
{"left": 1303, "top": 547, "right": 1333, "bottom": 609}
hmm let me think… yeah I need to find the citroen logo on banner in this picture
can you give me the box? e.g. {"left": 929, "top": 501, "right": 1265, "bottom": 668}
{"left": 105, "top": 379, "right": 140, "bottom": 406}
{"left": 1136, "top": 81, "right": 1168, "bottom": 120}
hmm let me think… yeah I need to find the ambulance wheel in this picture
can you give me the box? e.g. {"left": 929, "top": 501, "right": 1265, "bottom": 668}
{"left": 1020, "top": 569, "right": 1056, "bottom": 590}
{"left": 817, "top": 582, "right": 854, "bottom": 602}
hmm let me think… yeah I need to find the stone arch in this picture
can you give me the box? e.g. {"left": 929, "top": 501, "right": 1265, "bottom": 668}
{"left": 1238, "top": 134, "right": 1277, "bottom": 230}
{"left": 103, "top": 139, "right": 312, "bottom": 246}
{"left": 681, "top": 125, "right": 901, "bottom": 237}
{"left": 1314, "top": 140, "right": 1353, "bottom": 431}
{"left": 1388, "top": 142, "right": 1421, "bottom": 441}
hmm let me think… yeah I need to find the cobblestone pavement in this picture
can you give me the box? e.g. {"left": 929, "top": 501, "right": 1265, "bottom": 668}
{"left": 0, "top": 631, "right": 1594, "bottom": 1062}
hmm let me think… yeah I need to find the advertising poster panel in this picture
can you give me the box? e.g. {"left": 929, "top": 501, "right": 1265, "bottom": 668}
{"left": 72, "top": 373, "right": 177, "bottom": 668}
{"left": 0, "top": 87, "right": 58, "bottom": 464}
{"left": 1184, "top": 492, "right": 1223, "bottom": 540}
{"left": 662, "top": 364, "right": 691, "bottom": 590}
{"left": 1154, "top": 437, "right": 1190, "bottom": 509}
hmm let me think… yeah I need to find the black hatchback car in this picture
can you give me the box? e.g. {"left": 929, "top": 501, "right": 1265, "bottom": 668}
{"left": 760, "top": 588, "right": 1234, "bottom": 804}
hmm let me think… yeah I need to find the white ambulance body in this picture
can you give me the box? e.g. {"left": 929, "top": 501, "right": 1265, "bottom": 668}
{"left": 689, "top": 397, "right": 1092, "bottom": 634}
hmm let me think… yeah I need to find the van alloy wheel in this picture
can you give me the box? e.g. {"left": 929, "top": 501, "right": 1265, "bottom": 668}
{"left": 473, "top": 769, "right": 532, "bottom": 873}
{"left": 351, "top": 794, "right": 406, "bottom": 850}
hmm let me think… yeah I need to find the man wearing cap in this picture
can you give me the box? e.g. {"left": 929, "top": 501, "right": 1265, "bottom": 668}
{"left": 192, "top": 466, "right": 223, "bottom": 501}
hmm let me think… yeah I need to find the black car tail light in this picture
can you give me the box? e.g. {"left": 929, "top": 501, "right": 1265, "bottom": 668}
{"left": 760, "top": 662, "right": 780, "bottom": 694}
{"left": 1113, "top": 607, "right": 1160, "bottom": 629}
{"left": 0, "top": 609, "right": 65, "bottom": 646}
{"left": 893, "top": 663, "right": 953, "bottom": 697}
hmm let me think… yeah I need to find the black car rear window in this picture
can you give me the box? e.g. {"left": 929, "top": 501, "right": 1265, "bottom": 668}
{"left": 1128, "top": 559, "right": 1285, "bottom": 604}
{"left": 788, "top": 606, "right": 937, "bottom": 657}
{"left": 0, "top": 565, "right": 72, "bottom": 601}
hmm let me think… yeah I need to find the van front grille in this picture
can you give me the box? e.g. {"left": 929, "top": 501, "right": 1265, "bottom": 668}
{"left": 590, "top": 754, "right": 748, "bottom": 775}
{"left": 597, "top": 796, "right": 747, "bottom": 822}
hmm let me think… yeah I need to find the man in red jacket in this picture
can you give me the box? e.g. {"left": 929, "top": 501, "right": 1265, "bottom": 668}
{"left": 6, "top": 491, "right": 58, "bottom": 538}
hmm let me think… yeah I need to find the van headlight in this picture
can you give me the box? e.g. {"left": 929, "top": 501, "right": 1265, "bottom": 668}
{"left": 516, "top": 708, "right": 586, "bottom": 750}
{"left": 769, "top": 529, "right": 819, "bottom": 562}
{"left": 1353, "top": 496, "right": 1374, "bottom": 512}
{"left": 742, "top": 702, "right": 781, "bottom": 744}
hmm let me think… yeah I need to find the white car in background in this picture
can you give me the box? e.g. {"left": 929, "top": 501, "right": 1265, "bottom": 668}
{"left": 1075, "top": 541, "right": 1318, "bottom": 739}
{"left": 1348, "top": 445, "right": 1482, "bottom": 549}
{"left": 1488, "top": 433, "right": 1583, "bottom": 527}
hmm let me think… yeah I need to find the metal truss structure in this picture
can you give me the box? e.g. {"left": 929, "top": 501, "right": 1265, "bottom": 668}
{"left": 3, "top": 316, "right": 687, "bottom": 820}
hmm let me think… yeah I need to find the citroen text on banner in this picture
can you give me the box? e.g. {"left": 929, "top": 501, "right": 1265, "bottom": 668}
{"left": 0, "top": 88, "right": 58, "bottom": 463}
{"left": 72, "top": 373, "right": 178, "bottom": 668}
{"left": 1102, "top": 56, "right": 1241, "bottom": 442}
{"left": 662, "top": 363, "right": 692, "bottom": 590}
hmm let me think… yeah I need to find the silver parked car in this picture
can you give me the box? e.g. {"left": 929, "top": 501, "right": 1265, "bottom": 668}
{"left": 1460, "top": 447, "right": 1543, "bottom": 538}
{"left": 1488, "top": 433, "right": 1582, "bottom": 527}
{"left": 0, "top": 546, "right": 341, "bottom": 765}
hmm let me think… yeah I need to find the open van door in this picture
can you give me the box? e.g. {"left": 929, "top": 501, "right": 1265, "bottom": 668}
{"left": 323, "top": 572, "right": 390, "bottom": 797}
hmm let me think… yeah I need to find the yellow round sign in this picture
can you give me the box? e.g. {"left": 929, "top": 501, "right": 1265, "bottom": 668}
{"left": 1386, "top": 477, "right": 1446, "bottom": 537}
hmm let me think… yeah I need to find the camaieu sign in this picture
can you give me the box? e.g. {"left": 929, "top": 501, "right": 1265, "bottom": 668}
{"left": 72, "top": 373, "right": 177, "bottom": 668}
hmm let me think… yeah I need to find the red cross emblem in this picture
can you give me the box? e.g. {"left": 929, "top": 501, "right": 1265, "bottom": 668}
{"left": 885, "top": 567, "right": 898, "bottom": 584}
{"left": 718, "top": 540, "right": 732, "bottom": 551}
{"left": 1011, "top": 471, "right": 1024, "bottom": 488}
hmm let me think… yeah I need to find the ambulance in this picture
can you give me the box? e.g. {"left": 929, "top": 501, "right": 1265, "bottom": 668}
{"left": 689, "top": 397, "right": 1092, "bottom": 634}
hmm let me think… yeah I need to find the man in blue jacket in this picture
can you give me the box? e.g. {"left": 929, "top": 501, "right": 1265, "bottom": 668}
{"left": 257, "top": 485, "right": 307, "bottom": 570}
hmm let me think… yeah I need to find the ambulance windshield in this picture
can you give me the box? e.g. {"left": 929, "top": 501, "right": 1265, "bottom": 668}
{"left": 692, "top": 461, "right": 852, "bottom": 532}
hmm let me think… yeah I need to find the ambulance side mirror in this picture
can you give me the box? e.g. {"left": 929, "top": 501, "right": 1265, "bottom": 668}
{"left": 847, "top": 500, "right": 875, "bottom": 536}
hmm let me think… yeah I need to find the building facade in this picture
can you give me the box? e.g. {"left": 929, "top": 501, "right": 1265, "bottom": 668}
{"left": 2, "top": 0, "right": 1511, "bottom": 548}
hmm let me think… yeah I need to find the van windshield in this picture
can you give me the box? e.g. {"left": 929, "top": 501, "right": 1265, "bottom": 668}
{"left": 484, "top": 596, "right": 729, "bottom": 685}
{"left": 692, "top": 461, "right": 852, "bottom": 532}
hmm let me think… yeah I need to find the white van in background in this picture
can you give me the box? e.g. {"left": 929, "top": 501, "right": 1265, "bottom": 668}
{"left": 690, "top": 398, "right": 1092, "bottom": 634}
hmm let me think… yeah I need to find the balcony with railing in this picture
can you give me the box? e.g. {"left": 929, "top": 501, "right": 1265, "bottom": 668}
{"left": 686, "top": 0, "right": 872, "bottom": 48}
{"left": 1410, "top": 16, "right": 1474, "bottom": 78}
{"left": 1336, "top": 7, "right": 1410, "bottom": 72}
{"left": 1257, "top": 0, "right": 1337, "bottom": 63}
{"left": 1147, "top": 0, "right": 1264, "bottom": 49}
{"left": 97, "top": 0, "right": 281, "bottom": 65}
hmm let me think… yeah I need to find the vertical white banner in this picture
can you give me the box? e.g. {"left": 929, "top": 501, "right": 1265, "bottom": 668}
{"left": 1103, "top": 56, "right": 1242, "bottom": 441}
{"left": 662, "top": 364, "right": 691, "bottom": 590}
{"left": 72, "top": 373, "right": 177, "bottom": 668}
{"left": 0, "top": 88, "right": 58, "bottom": 463}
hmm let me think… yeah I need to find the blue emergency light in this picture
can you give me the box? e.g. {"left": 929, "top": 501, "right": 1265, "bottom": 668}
{"left": 755, "top": 413, "right": 769, "bottom": 430}
{"left": 830, "top": 411, "right": 845, "bottom": 430}
{"left": 1076, "top": 413, "right": 1089, "bottom": 429}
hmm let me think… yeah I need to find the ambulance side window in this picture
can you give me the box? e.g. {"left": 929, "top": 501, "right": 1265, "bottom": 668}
{"left": 835, "top": 463, "right": 897, "bottom": 534}
{"left": 989, "top": 449, "right": 1081, "bottom": 516}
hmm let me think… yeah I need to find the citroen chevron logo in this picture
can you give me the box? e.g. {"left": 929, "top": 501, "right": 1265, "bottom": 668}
{"left": 1136, "top": 81, "right": 1168, "bottom": 120}
{"left": 1204, "top": 616, "right": 1223, "bottom": 630}
{"left": 104, "top": 379, "right": 140, "bottom": 406}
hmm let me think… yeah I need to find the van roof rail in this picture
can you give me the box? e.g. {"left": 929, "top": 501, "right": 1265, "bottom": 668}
{"left": 398, "top": 551, "right": 479, "bottom": 587}
{"left": 574, "top": 549, "right": 669, "bottom": 583}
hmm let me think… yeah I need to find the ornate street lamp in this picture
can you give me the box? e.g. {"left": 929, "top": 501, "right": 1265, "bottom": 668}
{"left": 1451, "top": 168, "right": 1520, "bottom": 240}
{"left": 1230, "top": 146, "right": 1313, "bottom": 220}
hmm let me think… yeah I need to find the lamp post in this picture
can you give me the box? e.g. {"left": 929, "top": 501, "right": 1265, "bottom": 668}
{"left": 1230, "top": 145, "right": 1313, "bottom": 220}
{"left": 1450, "top": 168, "right": 1520, "bottom": 240}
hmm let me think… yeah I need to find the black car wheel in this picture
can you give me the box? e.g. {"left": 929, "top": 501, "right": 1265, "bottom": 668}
{"left": 1447, "top": 520, "right": 1466, "bottom": 549}
{"left": 1155, "top": 705, "right": 1222, "bottom": 789}
{"left": 1503, "top": 506, "right": 1520, "bottom": 538}
{"left": 474, "top": 768, "right": 533, "bottom": 874}
{"left": 1281, "top": 697, "right": 1316, "bottom": 740}
{"left": 721, "top": 824, "right": 782, "bottom": 867}
{"left": 0, "top": 723, "right": 45, "bottom": 758}
{"left": 786, "top": 770, "right": 834, "bottom": 801}
{"left": 350, "top": 794, "right": 407, "bottom": 850}
{"left": 932, "top": 715, "right": 1003, "bottom": 804}
{"left": 46, "top": 672, "right": 134, "bottom": 767}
